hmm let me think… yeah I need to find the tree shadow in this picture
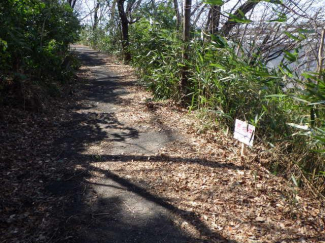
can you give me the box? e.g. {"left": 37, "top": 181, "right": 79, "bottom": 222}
{"left": 54, "top": 111, "right": 139, "bottom": 159}
{"left": 74, "top": 154, "right": 246, "bottom": 170}
{"left": 63, "top": 196, "right": 200, "bottom": 243}
{"left": 47, "top": 155, "right": 238, "bottom": 242}
{"left": 88, "top": 164, "right": 237, "bottom": 243}
{"left": 43, "top": 46, "right": 325, "bottom": 243}
{"left": 48, "top": 105, "right": 238, "bottom": 242}
{"left": 75, "top": 47, "right": 107, "bottom": 67}
{"left": 43, "top": 46, "right": 238, "bottom": 242}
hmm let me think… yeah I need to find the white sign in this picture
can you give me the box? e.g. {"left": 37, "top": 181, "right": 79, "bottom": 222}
{"left": 234, "top": 119, "right": 255, "bottom": 146}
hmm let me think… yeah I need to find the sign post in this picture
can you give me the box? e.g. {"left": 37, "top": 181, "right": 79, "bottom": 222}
{"left": 234, "top": 119, "right": 255, "bottom": 156}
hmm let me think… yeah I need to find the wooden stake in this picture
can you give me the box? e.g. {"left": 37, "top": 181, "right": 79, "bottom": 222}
{"left": 241, "top": 143, "right": 245, "bottom": 157}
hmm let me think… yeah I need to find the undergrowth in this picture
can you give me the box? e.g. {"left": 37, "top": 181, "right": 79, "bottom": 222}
{"left": 0, "top": 0, "right": 80, "bottom": 111}
{"left": 81, "top": 19, "right": 325, "bottom": 197}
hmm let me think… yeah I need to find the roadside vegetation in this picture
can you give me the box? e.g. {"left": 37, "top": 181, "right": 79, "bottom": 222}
{"left": 1, "top": 0, "right": 325, "bottom": 241}
{"left": 80, "top": 0, "right": 325, "bottom": 196}
{"left": 0, "top": 0, "right": 80, "bottom": 111}
{"left": 0, "top": 1, "right": 81, "bottom": 241}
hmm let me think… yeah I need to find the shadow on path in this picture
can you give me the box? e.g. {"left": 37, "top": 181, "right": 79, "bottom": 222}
{"left": 46, "top": 45, "right": 237, "bottom": 242}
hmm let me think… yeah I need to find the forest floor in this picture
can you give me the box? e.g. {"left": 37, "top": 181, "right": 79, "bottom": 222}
{"left": 1, "top": 45, "right": 325, "bottom": 243}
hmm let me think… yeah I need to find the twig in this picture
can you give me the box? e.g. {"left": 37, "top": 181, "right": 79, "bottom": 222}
{"left": 293, "top": 164, "right": 325, "bottom": 201}
{"left": 123, "top": 201, "right": 135, "bottom": 216}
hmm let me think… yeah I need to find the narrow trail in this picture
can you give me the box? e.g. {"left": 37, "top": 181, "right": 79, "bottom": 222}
{"left": 49, "top": 45, "right": 324, "bottom": 243}
{"left": 51, "top": 45, "right": 227, "bottom": 242}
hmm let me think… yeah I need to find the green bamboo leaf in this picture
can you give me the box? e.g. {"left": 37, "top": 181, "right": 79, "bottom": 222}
{"left": 291, "top": 175, "right": 299, "bottom": 187}
{"left": 265, "top": 94, "right": 287, "bottom": 98}
{"left": 279, "top": 65, "right": 293, "bottom": 78}
{"left": 298, "top": 28, "right": 315, "bottom": 34}
{"left": 229, "top": 10, "right": 252, "bottom": 24}
{"left": 284, "top": 31, "right": 302, "bottom": 41}
{"left": 211, "top": 35, "right": 228, "bottom": 48}
{"left": 0, "top": 38, "right": 8, "bottom": 51}
{"left": 284, "top": 50, "right": 298, "bottom": 62}
{"left": 301, "top": 72, "right": 318, "bottom": 79}
{"left": 209, "top": 63, "right": 226, "bottom": 70}
{"left": 269, "top": 12, "right": 287, "bottom": 22}
{"left": 263, "top": 0, "right": 283, "bottom": 3}
{"left": 204, "top": 0, "right": 224, "bottom": 5}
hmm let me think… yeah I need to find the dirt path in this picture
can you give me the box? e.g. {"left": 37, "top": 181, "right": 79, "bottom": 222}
{"left": 49, "top": 45, "right": 224, "bottom": 243}
{"left": 48, "top": 45, "right": 324, "bottom": 243}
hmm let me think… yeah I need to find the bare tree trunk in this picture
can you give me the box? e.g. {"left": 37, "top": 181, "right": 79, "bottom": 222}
{"left": 220, "top": 0, "right": 259, "bottom": 37}
{"left": 180, "top": 0, "right": 192, "bottom": 102}
{"left": 93, "top": 1, "right": 100, "bottom": 31}
{"left": 109, "top": 0, "right": 117, "bottom": 31}
{"left": 209, "top": 5, "right": 221, "bottom": 34}
{"left": 205, "top": 8, "right": 211, "bottom": 33}
{"left": 182, "top": 0, "right": 191, "bottom": 43}
{"left": 71, "top": 0, "right": 77, "bottom": 9}
{"left": 173, "top": 0, "right": 181, "bottom": 30}
{"left": 117, "top": 0, "right": 131, "bottom": 63}
{"left": 67, "top": 0, "right": 77, "bottom": 9}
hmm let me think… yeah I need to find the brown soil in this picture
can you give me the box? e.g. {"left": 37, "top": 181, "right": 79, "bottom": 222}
{"left": 1, "top": 45, "right": 324, "bottom": 243}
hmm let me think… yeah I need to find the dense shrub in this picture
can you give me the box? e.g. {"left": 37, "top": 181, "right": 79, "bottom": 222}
{"left": 80, "top": 2, "right": 324, "bottom": 193}
{"left": 0, "top": 0, "right": 80, "bottom": 87}
{"left": 129, "top": 22, "right": 324, "bottom": 192}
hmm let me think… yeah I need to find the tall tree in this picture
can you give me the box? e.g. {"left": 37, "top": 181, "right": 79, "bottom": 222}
{"left": 220, "top": 0, "right": 259, "bottom": 36}
{"left": 209, "top": 5, "right": 221, "bottom": 34}
{"left": 173, "top": 0, "right": 181, "bottom": 30}
{"left": 117, "top": 0, "right": 141, "bottom": 63}
{"left": 117, "top": 0, "right": 131, "bottom": 63}
{"left": 67, "top": 0, "right": 77, "bottom": 9}
{"left": 93, "top": 1, "right": 100, "bottom": 31}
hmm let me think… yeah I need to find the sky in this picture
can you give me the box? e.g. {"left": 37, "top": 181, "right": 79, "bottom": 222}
{"left": 75, "top": 0, "right": 325, "bottom": 27}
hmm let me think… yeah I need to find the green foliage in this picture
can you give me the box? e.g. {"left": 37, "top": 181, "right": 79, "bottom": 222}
{"left": 130, "top": 27, "right": 299, "bottom": 140}
{"left": 204, "top": 0, "right": 224, "bottom": 5}
{"left": 289, "top": 72, "right": 325, "bottom": 153}
{"left": 80, "top": 26, "right": 121, "bottom": 55}
{"left": 79, "top": 0, "right": 324, "bottom": 193}
{"left": 188, "top": 42, "right": 293, "bottom": 136}
{"left": 127, "top": 21, "right": 324, "bottom": 190}
{"left": 130, "top": 19, "right": 182, "bottom": 99}
{"left": 0, "top": 0, "right": 80, "bottom": 83}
